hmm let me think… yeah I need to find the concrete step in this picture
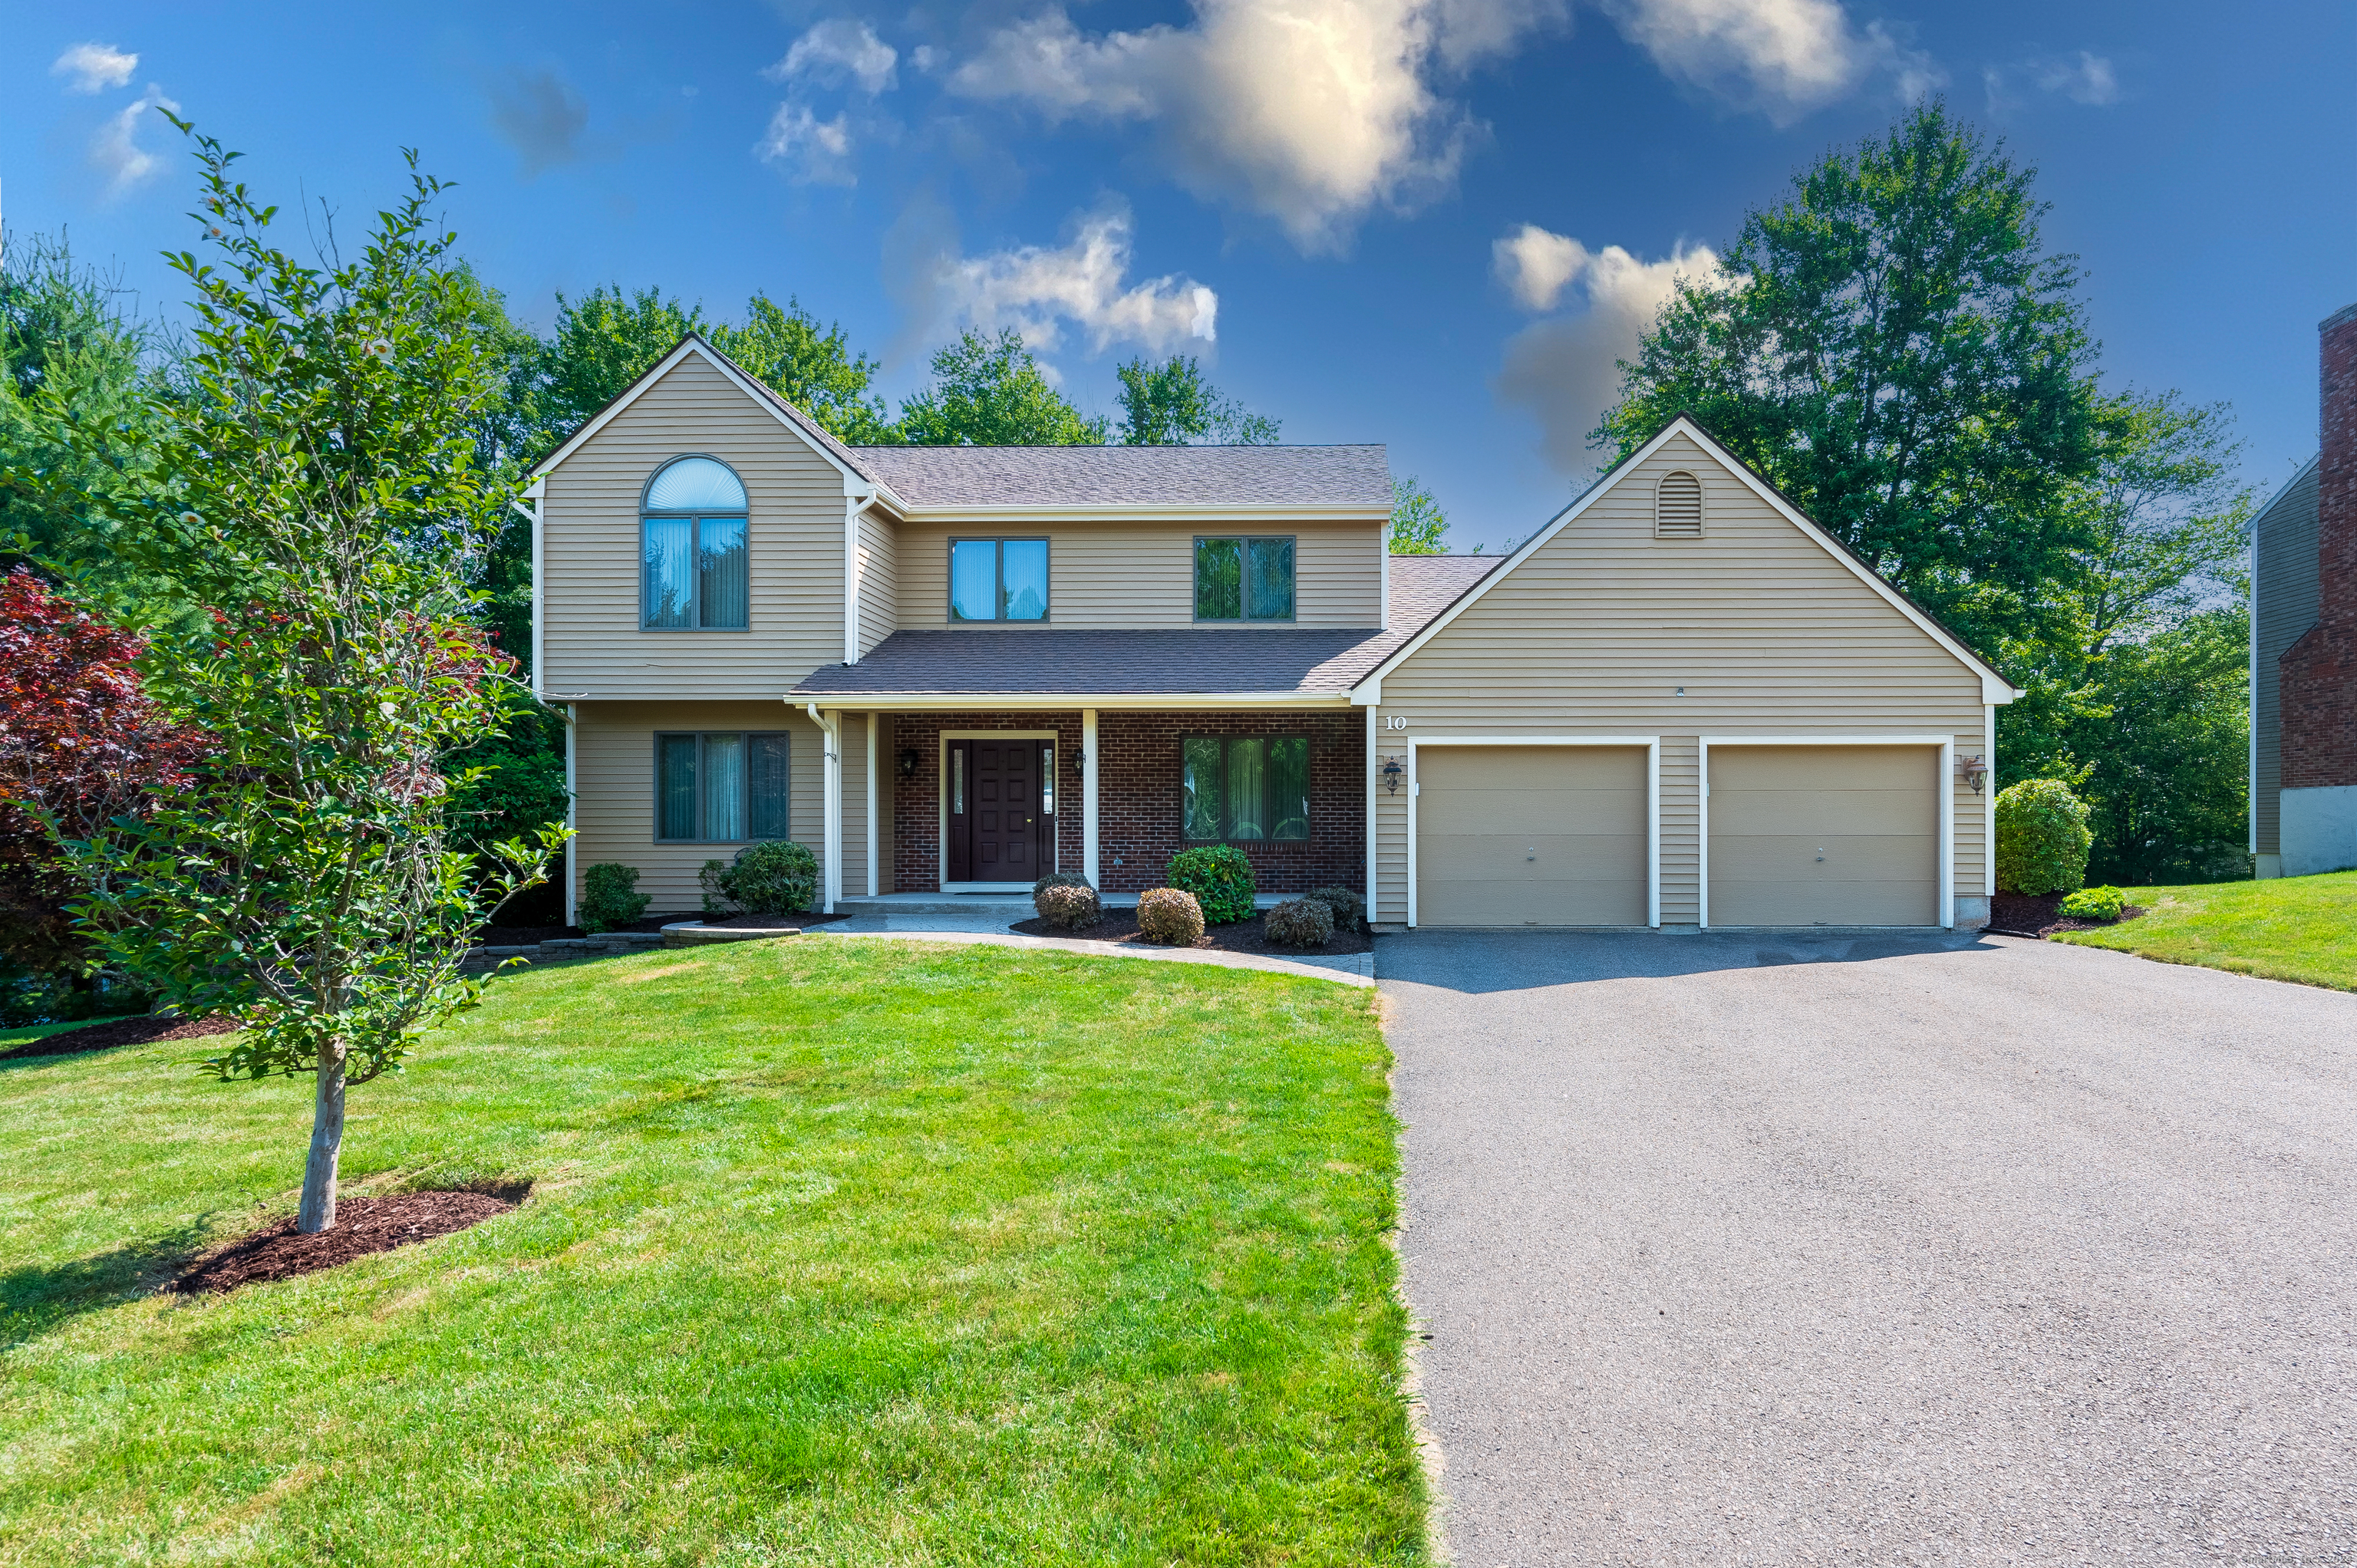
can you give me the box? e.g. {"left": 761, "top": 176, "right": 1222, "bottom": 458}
{"left": 659, "top": 921, "right": 803, "bottom": 948}
{"left": 836, "top": 895, "right": 1033, "bottom": 917}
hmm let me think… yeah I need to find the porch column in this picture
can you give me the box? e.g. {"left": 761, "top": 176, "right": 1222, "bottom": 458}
{"left": 805, "top": 703, "right": 842, "bottom": 914}
{"left": 865, "top": 712, "right": 879, "bottom": 898}
{"left": 1083, "top": 708, "right": 1100, "bottom": 888}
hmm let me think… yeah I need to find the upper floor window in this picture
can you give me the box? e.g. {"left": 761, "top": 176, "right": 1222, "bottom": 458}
{"left": 1195, "top": 536, "right": 1294, "bottom": 621}
{"left": 949, "top": 539, "right": 1050, "bottom": 621}
{"left": 643, "top": 456, "right": 748, "bottom": 630}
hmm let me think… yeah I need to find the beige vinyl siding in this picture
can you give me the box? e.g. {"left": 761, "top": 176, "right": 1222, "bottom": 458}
{"left": 2252, "top": 460, "right": 2320, "bottom": 855}
{"left": 856, "top": 512, "right": 896, "bottom": 660}
{"left": 894, "top": 519, "right": 1383, "bottom": 629}
{"left": 541, "top": 354, "right": 848, "bottom": 699}
{"left": 572, "top": 700, "right": 820, "bottom": 913}
{"left": 1370, "top": 431, "right": 1989, "bottom": 926}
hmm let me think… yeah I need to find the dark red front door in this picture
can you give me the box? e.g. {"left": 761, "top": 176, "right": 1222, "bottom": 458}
{"left": 948, "top": 740, "right": 1050, "bottom": 882}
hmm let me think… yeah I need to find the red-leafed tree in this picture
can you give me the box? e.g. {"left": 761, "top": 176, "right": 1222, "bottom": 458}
{"left": 0, "top": 570, "right": 204, "bottom": 997}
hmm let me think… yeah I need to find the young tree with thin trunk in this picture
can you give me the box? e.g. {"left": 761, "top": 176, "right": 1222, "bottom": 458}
{"left": 9, "top": 124, "right": 559, "bottom": 1232}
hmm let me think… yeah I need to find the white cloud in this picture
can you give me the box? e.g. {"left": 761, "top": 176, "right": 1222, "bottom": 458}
{"left": 768, "top": 18, "right": 899, "bottom": 95}
{"left": 911, "top": 205, "right": 1218, "bottom": 357}
{"left": 1493, "top": 230, "right": 1723, "bottom": 472}
{"left": 757, "top": 103, "right": 856, "bottom": 185}
{"left": 1600, "top": 0, "right": 1937, "bottom": 122}
{"left": 91, "top": 84, "right": 180, "bottom": 196}
{"left": 52, "top": 42, "right": 137, "bottom": 93}
{"left": 2033, "top": 50, "right": 2119, "bottom": 105}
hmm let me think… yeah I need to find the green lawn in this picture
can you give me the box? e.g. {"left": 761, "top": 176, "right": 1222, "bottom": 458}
{"left": 0, "top": 939, "right": 1422, "bottom": 1564}
{"left": 2053, "top": 868, "right": 2357, "bottom": 991}
{"left": 0, "top": 1020, "right": 98, "bottom": 1051}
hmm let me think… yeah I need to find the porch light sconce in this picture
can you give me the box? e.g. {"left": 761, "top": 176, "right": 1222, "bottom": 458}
{"left": 1380, "top": 756, "right": 1406, "bottom": 796}
{"left": 897, "top": 746, "right": 921, "bottom": 780}
{"left": 1956, "top": 753, "right": 1989, "bottom": 795}
{"left": 1070, "top": 745, "right": 1086, "bottom": 773}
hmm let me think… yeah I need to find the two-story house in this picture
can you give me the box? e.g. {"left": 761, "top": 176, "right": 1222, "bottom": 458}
{"left": 526, "top": 334, "right": 2016, "bottom": 931}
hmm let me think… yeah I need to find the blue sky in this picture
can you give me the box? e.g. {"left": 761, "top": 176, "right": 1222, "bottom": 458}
{"left": 4, "top": 0, "right": 2347, "bottom": 551}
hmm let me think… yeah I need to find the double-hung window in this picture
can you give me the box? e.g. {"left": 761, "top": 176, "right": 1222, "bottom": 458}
{"left": 948, "top": 539, "right": 1050, "bottom": 621}
{"left": 1194, "top": 536, "right": 1295, "bottom": 621}
{"left": 655, "top": 732, "right": 790, "bottom": 842}
{"left": 1181, "top": 736, "right": 1309, "bottom": 842}
{"left": 643, "top": 456, "right": 749, "bottom": 629}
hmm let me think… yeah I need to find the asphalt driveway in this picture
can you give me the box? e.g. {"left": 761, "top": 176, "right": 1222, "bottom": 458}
{"left": 1383, "top": 930, "right": 2357, "bottom": 1565}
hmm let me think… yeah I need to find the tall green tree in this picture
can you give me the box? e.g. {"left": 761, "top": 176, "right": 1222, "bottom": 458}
{"left": 1596, "top": 100, "right": 2101, "bottom": 653}
{"left": 1115, "top": 354, "right": 1280, "bottom": 445}
{"left": 1389, "top": 476, "right": 1448, "bottom": 553}
{"left": 711, "top": 294, "right": 892, "bottom": 445}
{"left": 897, "top": 329, "right": 1107, "bottom": 445}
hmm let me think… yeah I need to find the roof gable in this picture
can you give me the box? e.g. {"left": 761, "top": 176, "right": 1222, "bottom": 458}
{"left": 1354, "top": 416, "right": 2019, "bottom": 704}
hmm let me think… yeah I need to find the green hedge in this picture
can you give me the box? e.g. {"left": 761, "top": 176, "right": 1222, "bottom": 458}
{"left": 1165, "top": 845, "right": 1256, "bottom": 924}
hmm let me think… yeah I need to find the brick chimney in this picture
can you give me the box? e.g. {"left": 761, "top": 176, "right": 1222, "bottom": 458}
{"left": 2280, "top": 303, "right": 2357, "bottom": 792}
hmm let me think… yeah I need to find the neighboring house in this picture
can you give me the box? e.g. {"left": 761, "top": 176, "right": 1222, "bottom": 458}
{"left": 2256, "top": 302, "right": 2357, "bottom": 878}
{"left": 525, "top": 334, "right": 2016, "bottom": 931}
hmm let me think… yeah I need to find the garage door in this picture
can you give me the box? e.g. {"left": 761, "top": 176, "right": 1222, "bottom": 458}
{"left": 1706, "top": 745, "right": 1938, "bottom": 927}
{"left": 1416, "top": 746, "right": 1649, "bottom": 927}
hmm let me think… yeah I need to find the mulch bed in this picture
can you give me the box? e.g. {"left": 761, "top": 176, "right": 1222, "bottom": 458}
{"left": 0, "top": 1013, "right": 241, "bottom": 1062}
{"left": 1987, "top": 891, "right": 2148, "bottom": 939}
{"left": 166, "top": 1188, "right": 522, "bottom": 1295}
{"left": 1010, "top": 908, "right": 1372, "bottom": 957}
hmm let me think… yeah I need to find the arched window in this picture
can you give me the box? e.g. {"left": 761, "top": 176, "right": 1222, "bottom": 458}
{"left": 642, "top": 456, "right": 749, "bottom": 629}
{"left": 1654, "top": 469, "right": 1704, "bottom": 538}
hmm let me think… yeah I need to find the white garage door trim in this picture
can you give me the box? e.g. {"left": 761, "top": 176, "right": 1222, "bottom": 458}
{"left": 1406, "top": 736, "right": 1661, "bottom": 929}
{"left": 1699, "top": 735, "right": 1954, "bottom": 931}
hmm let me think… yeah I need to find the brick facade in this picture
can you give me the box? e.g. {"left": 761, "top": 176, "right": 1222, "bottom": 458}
{"left": 886, "top": 708, "right": 1364, "bottom": 894}
{"left": 2281, "top": 303, "right": 2357, "bottom": 791}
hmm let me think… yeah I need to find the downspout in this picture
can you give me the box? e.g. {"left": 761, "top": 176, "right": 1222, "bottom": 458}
{"left": 804, "top": 702, "right": 842, "bottom": 913}
{"left": 843, "top": 492, "right": 873, "bottom": 667}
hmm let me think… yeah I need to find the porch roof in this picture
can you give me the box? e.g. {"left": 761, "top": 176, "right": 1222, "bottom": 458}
{"left": 791, "top": 552, "right": 1504, "bottom": 702}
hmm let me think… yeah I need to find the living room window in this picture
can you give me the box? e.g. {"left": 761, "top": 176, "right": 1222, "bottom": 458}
{"left": 654, "top": 732, "right": 790, "bottom": 842}
{"left": 1182, "top": 736, "right": 1310, "bottom": 842}
{"left": 949, "top": 539, "right": 1050, "bottom": 621}
{"left": 1193, "top": 536, "right": 1295, "bottom": 621}
{"left": 642, "top": 456, "right": 749, "bottom": 630}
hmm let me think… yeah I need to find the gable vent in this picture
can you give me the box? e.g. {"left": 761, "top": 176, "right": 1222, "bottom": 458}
{"left": 1655, "top": 470, "right": 1704, "bottom": 537}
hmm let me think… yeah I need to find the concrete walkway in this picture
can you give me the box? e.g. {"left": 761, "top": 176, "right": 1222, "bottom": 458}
{"left": 806, "top": 914, "right": 1375, "bottom": 985}
{"left": 1380, "top": 928, "right": 2357, "bottom": 1565}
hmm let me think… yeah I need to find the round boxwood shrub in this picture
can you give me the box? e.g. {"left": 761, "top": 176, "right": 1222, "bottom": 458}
{"left": 2056, "top": 884, "right": 2125, "bottom": 922}
{"left": 1165, "top": 845, "right": 1256, "bottom": 924}
{"left": 1994, "top": 779, "right": 2093, "bottom": 896}
{"left": 1037, "top": 883, "right": 1103, "bottom": 930}
{"left": 1305, "top": 884, "right": 1366, "bottom": 934}
{"left": 711, "top": 840, "right": 819, "bottom": 917}
{"left": 1264, "top": 897, "right": 1335, "bottom": 950}
{"left": 1136, "top": 887, "right": 1206, "bottom": 946}
{"left": 579, "top": 862, "right": 651, "bottom": 934}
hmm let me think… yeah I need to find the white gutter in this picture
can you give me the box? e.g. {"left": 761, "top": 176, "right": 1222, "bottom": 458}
{"left": 803, "top": 703, "right": 842, "bottom": 913}
{"left": 788, "top": 690, "right": 1357, "bottom": 712}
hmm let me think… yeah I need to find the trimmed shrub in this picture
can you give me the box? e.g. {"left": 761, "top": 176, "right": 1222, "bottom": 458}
{"left": 699, "top": 859, "right": 732, "bottom": 916}
{"left": 1165, "top": 845, "right": 1256, "bottom": 924}
{"left": 1994, "top": 779, "right": 2093, "bottom": 896}
{"left": 2057, "top": 884, "right": 2125, "bottom": 922}
{"left": 1033, "top": 871, "right": 1092, "bottom": 898}
{"left": 1264, "top": 897, "right": 1335, "bottom": 949}
{"left": 579, "top": 863, "right": 651, "bottom": 934}
{"left": 1305, "top": 884, "right": 1366, "bottom": 934}
{"left": 717, "top": 840, "right": 820, "bottom": 917}
{"left": 1037, "top": 883, "right": 1103, "bottom": 930}
{"left": 1136, "top": 888, "right": 1205, "bottom": 946}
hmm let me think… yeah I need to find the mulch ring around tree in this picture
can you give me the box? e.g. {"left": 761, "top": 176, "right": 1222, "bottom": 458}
{"left": 1987, "top": 891, "right": 2148, "bottom": 939}
{"left": 1010, "top": 909, "right": 1372, "bottom": 957}
{"left": 0, "top": 1013, "right": 241, "bottom": 1063}
{"left": 165, "top": 1186, "right": 526, "bottom": 1295}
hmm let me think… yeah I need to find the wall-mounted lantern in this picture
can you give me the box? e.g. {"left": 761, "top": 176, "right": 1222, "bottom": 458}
{"left": 1956, "top": 753, "right": 1989, "bottom": 794}
{"left": 1070, "top": 745, "right": 1087, "bottom": 774}
{"left": 1380, "top": 756, "right": 1406, "bottom": 795}
{"left": 898, "top": 746, "right": 921, "bottom": 780}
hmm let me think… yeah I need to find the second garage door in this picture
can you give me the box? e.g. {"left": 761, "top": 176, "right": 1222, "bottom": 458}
{"left": 1706, "top": 744, "right": 1939, "bottom": 927}
{"left": 1416, "top": 746, "right": 1649, "bottom": 927}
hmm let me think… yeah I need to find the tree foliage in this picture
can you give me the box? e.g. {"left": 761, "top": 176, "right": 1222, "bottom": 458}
{"left": 898, "top": 329, "right": 1108, "bottom": 446}
{"left": 1115, "top": 354, "right": 1279, "bottom": 445}
{"left": 1389, "top": 476, "right": 1448, "bottom": 553}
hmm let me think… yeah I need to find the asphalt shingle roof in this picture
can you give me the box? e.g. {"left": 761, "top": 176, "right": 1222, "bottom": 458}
{"left": 847, "top": 443, "right": 1394, "bottom": 509}
{"left": 792, "top": 552, "right": 1505, "bottom": 698}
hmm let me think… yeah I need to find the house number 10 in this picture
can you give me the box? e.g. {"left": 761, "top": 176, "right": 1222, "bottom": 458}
{"left": 1383, "top": 716, "right": 1409, "bottom": 730}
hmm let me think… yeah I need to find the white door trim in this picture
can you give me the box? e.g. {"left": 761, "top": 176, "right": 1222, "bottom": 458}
{"left": 939, "top": 729, "right": 1060, "bottom": 892}
{"left": 1697, "top": 734, "right": 1955, "bottom": 931}
{"left": 1406, "top": 736, "right": 1662, "bottom": 930}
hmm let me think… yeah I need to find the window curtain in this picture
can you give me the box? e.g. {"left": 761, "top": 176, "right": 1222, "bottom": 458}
{"left": 950, "top": 541, "right": 997, "bottom": 621}
{"left": 1224, "top": 738, "right": 1268, "bottom": 840}
{"left": 1182, "top": 737, "right": 1224, "bottom": 840}
{"left": 1002, "top": 540, "right": 1049, "bottom": 620}
{"left": 697, "top": 518, "right": 748, "bottom": 628}
{"left": 1194, "top": 538, "right": 1242, "bottom": 620}
{"left": 658, "top": 735, "right": 698, "bottom": 838}
{"left": 1247, "top": 538, "right": 1294, "bottom": 620}
{"left": 702, "top": 733, "right": 746, "bottom": 842}
{"left": 644, "top": 518, "right": 694, "bottom": 628}
{"left": 1268, "top": 737, "right": 1309, "bottom": 840}
{"left": 750, "top": 735, "right": 790, "bottom": 838}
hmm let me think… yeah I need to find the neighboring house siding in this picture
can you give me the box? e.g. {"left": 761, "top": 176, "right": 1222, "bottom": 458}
{"left": 2253, "top": 459, "right": 2322, "bottom": 856}
{"left": 892, "top": 519, "right": 1383, "bottom": 629}
{"left": 856, "top": 512, "right": 897, "bottom": 660}
{"left": 1367, "top": 433, "right": 1989, "bottom": 927}
{"left": 540, "top": 354, "right": 846, "bottom": 699}
{"left": 571, "top": 700, "right": 823, "bottom": 912}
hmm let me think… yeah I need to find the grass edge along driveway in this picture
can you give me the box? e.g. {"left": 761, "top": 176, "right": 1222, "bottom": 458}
{"left": 0, "top": 937, "right": 1425, "bottom": 1565}
{"left": 2054, "top": 868, "right": 2357, "bottom": 992}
